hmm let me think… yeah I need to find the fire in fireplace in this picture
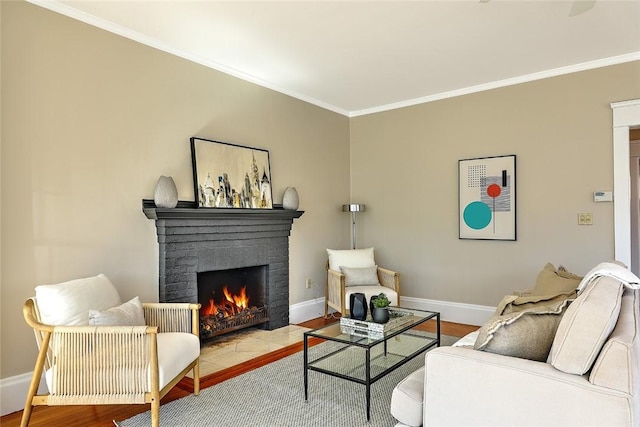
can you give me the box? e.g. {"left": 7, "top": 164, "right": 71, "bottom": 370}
{"left": 198, "top": 266, "right": 269, "bottom": 341}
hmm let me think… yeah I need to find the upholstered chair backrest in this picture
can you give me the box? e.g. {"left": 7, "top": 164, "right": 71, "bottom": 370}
{"left": 34, "top": 274, "right": 122, "bottom": 326}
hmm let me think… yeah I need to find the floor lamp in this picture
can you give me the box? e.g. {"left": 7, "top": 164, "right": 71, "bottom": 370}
{"left": 343, "top": 204, "right": 366, "bottom": 249}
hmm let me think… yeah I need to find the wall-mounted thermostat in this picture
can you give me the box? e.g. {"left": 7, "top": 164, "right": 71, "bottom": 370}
{"left": 594, "top": 191, "right": 613, "bottom": 202}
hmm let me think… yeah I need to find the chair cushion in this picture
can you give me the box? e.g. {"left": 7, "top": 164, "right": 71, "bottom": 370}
{"left": 549, "top": 275, "right": 624, "bottom": 375}
{"left": 340, "top": 265, "right": 380, "bottom": 286}
{"left": 153, "top": 332, "right": 200, "bottom": 390}
{"left": 35, "top": 274, "right": 122, "bottom": 325}
{"left": 345, "top": 286, "right": 398, "bottom": 308}
{"left": 89, "top": 296, "right": 146, "bottom": 326}
{"left": 390, "top": 366, "right": 424, "bottom": 427}
{"left": 474, "top": 299, "right": 571, "bottom": 362}
{"left": 327, "top": 247, "right": 375, "bottom": 272}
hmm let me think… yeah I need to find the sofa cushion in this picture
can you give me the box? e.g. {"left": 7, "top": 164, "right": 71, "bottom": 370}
{"left": 589, "top": 288, "right": 639, "bottom": 393}
{"left": 452, "top": 330, "right": 479, "bottom": 348}
{"left": 531, "top": 263, "right": 582, "bottom": 296}
{"left": 327, "top": 247, "right": 375, "bottom": 272}
{"left": 549, "top": 275, "right": 624, "bottom": 375}
{"left": 340, "top": 265, "right": 380, "bottom": 286}
{"left": 89, "top": 296, "right": 146, "bottom": 326}
{"left": 390, "top": 366, "right": 424, "bottom": 427}
{"left": 474, "top": 299, "right": 571, "bottom": 362}
{"left": 35, "top": 274, "right": 122, "bottom": 326}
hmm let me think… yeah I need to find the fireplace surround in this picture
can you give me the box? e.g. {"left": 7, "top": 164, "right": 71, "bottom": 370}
{"left": 143, "top": 199, "right": 303, "bottom": 334}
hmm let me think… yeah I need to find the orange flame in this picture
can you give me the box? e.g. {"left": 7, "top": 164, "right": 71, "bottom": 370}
{"left": 203, "top": 285, "right": 249, "bottom": 317}
{"left": 228, "top": 285, "right": 248, "bottom": 309}
{"left": 203, "top": 298, "right": 218, "bottom": 316}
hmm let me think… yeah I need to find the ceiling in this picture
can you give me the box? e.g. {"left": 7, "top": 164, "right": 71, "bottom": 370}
{"left": 29, "top": 0, "right": 640, "bottom": 117}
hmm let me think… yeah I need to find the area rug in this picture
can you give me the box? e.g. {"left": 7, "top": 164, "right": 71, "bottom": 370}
{"left": 118, "top": 334, "right": 458, "bottom": 427}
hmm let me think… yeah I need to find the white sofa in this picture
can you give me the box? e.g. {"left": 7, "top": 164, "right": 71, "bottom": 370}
{"left": 391, "top": 265, "right": 640, "bottom": 427}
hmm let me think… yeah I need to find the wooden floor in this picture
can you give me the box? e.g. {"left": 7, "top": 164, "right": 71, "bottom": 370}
{"left": 2, "top": 317, "right": 478, "bottom": 427}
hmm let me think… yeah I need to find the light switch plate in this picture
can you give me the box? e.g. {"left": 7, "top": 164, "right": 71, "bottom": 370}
{"left": 578, "top": 213, "right": 593, "bottom": 225}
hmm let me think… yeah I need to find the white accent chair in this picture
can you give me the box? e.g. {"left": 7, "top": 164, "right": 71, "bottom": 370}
{"left": 21, "top": 274, "right": 201, "bottom": 427}
{"left": 325, "top": 248, "right": 400, "bottom": 317}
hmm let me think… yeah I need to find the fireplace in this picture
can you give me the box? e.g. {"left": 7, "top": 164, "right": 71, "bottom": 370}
{"left": 142, "top": 199, "right": 303, "bottom": 339}
{"left": 198, "top": 266, "right": 269, "bottom": 340}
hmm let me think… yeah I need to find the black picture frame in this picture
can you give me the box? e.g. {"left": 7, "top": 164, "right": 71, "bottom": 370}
{"left": 190, "top": 137, "right": 273, "bottom": 209}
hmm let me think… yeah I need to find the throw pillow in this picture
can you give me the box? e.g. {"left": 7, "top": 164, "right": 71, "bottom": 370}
{"left": 495, "top": 291, "right": 577, "bottom": 316}
{"left": 327, "top": 247, "right": 375, "bottom": 272}
{"left": 557, "top": 265, "right": 583, "bottom": 281}
{"left": 548, "top": 275, "right": 624, "bottom": 375}
{"left": 35, "top": 274, "right": 122, "bottom": 325}
{"left": 340, "top": 265, "right": 380, "bottom": 286}
{"left": 474, "top": 299, "right": 572, "bottom": 362}
{"left": 531, "top": 263, "right": 582, "bottom": 296}
{"left": 89, "top": 296, "right": 146, "bottom": 326}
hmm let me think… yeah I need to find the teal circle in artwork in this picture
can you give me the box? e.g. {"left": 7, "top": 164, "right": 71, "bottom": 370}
{"left": 463, "top": 201, "right": 492, "bottom": 230}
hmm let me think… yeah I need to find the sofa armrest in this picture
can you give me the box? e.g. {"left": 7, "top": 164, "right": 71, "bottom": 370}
{"left": 424, "top": 346, "right": 634, "bottom": 427}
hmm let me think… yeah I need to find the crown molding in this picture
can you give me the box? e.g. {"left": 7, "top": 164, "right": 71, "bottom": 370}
{"left": 26, "top": 1, "right": 640, "bottom": 119}
{"left": 25, "top": 0, "right": 351, "bottom": 117}
{"left": 349, "top": 52, "right": 640, "bottom": 117}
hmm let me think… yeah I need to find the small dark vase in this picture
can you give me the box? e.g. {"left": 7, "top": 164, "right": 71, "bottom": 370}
{"left": 350, "top": 293, "right": 368, "bottom": 320}
{"left": 372, "top": 307, "right": 390, "bottom": 324}
{"left": 369, "top": 296, "right": 378, "bottom": 314}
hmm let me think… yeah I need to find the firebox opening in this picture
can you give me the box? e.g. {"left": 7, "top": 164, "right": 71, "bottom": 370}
{"left": 198, "top": 265, "right": 269, "bottom": 341}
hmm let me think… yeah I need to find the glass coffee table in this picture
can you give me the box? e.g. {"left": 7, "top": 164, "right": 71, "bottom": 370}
{"left": 303, "top": 307, "right": 440, "bottom": 421}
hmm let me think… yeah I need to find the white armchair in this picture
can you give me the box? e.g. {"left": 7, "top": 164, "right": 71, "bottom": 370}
{"left": 21, "top": 274, "right": 200, "bottom": 427}
{"left": 325, "top": 248, "right": 400, "bottom": 317}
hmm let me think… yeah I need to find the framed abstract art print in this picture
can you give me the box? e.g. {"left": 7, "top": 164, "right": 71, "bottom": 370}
{"left": 459, "top": 155, "right": 516, "bottom": 240}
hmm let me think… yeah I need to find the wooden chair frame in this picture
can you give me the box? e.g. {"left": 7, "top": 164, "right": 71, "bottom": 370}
{"left": 324, "top": 261, "right": 400, "bottom": 317}
{"left": 21, "top": 299, "right": 201, "bottom": 427}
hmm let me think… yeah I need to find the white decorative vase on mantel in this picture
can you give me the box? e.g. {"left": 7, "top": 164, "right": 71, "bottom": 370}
{"left": 154, "top": 175, "right": 178, "bottom": 208}
{"left": 282, "top": 187, "right": 299, "bottom": 210}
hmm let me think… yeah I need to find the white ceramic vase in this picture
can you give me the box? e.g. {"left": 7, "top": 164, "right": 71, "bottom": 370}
{"left": 282, "top": 187, "right": 299, "bottom": 210}
{"left": 154, "top": 175, "right": 178, "bottom": 208}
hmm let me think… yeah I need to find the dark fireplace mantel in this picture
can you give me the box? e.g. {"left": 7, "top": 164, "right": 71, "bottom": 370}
{"left": 143, "top": 199, "right": 304, "bottom": 221}
{"left": 142, "top": 199, "right": 303, "bottom": 330}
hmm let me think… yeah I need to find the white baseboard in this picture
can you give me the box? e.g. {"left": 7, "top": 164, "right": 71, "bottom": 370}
{"left": 1, "top": 296, "right": 492, "bottom": 416}
{"left": 398, "top": 296, "right": 494, "bottom": 326}
{"left": 289, "top": 296, "right": 494, "bottom": 326}
{"left": 0, "top": 372, "right": 47, "bottom": 417}
{"left": 289, "top": 297, "right": 326, "bottom": 324}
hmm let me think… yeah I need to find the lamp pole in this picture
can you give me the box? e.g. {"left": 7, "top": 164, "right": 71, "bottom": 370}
{"left": 342, "top": 204, "right": 366, "bottom": 249}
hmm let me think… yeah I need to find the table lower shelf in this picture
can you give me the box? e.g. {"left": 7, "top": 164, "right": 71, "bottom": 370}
{"left": 306, "top": 332, "right": 438, "bottom": 384}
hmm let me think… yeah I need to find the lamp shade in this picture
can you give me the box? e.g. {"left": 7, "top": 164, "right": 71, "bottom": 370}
{"left": 342, "top": 204, "right": 366, "bottom": 213}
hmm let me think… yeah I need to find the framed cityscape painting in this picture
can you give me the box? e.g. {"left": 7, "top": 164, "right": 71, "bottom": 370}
{"left": 191, "top": 137, "right": 273, "bottom": 209}
{"left": 459, "top": 154, "right": 516, "bottom": 240}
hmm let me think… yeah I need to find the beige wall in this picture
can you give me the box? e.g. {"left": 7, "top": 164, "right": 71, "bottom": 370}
{"left": 2, "top": 0, "right": 640, "bottom": 382}
{"left": 1, "top": 1, "right": 350, "bottom": 378}
{"left": 350, "top": 61, "right": 640, "bottom": 307}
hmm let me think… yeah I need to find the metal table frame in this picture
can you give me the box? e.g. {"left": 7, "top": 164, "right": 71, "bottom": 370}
{"left": 303, "top": 308, "right": 440, "bottom": 421}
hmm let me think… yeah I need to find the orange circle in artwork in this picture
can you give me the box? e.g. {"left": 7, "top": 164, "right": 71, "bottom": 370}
{"left": 487, "top": 184, "right": 501, "bottom": 198}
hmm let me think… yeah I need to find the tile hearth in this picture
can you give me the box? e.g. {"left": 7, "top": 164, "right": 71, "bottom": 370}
{"left": 187, "top": 325, "right": 310, "bottom": 378}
